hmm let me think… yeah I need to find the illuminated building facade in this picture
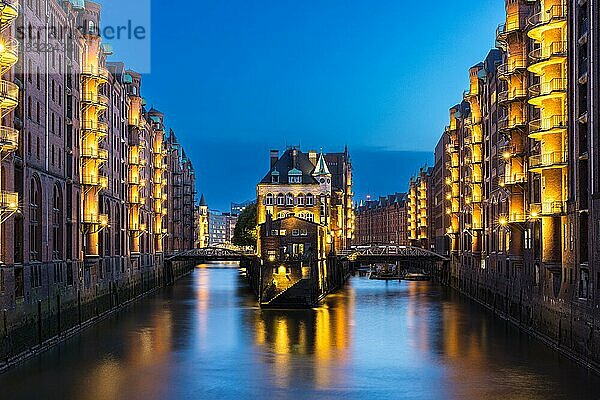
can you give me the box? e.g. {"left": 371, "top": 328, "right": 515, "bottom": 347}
{"left": 197, "top": 194, "right": 209, "bottom": 248}
{"left": 407, "top": 167, "right": 432, "bottom": 249}
{"left": 164, "top": 130, "right": 196, "bottom": 253}
{"left": 355, "top": 193, "right": 408, "bottom": 246}
{"left": 0, "top": 0, "right": 197, "bottom": 311}
{"left": 423, "top": 0, "right": 600, "bottom": 366}
{"left": 256, "top": 147, "right": 353, "bottom": 306}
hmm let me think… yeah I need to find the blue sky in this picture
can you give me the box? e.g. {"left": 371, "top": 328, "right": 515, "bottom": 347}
{"left": 101, "top": 0, "right": 504, "bottom": 211}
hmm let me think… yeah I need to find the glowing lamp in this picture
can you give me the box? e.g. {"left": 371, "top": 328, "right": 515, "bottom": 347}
{"left": 499, "top": 217, "right": 508, "bottom": 226}
{"left": 502, "top": 152, "right": 511, "bottom": 160}
{"left": 530, "top": 211, "right": 539, "bottom": 218}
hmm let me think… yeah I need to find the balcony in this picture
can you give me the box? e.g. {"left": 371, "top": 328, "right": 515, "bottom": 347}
{"left": 528, "top": 41, "right": 567, "bottom": 74}
{"left": 82, "top": 120, "right": 109, "bottom": 138}
{"left": 528, "top": 5, "right": 567, "bottom": 41}
{"left": 467, "top": 222, "right": 484, "bottom": 230}
{"left": 499, "top": 213, "right": 527, "bottom": 225}
{"left": 81, "top": 147, "right": 109, "bottom": 161}
{"left": 0, "top": 126, "right": 18, "bottom": 151}
{"left": 83, "top": 213, "right": 109, "bottom": 226}
{"left": 471, "top": 194, "right": 483, "bottom": 204}
{"left": 130, "top": 196, "right": 146, "bottom": 206}
{"left": 499, "top": 173, "right": 527, "bottom": 187}
{"left": 529, "top": 151, "right": 568, "bottom": 172}
{"left": 528, "top": 78, "right": 566, "bottom": 106}
{"left": 0, "top": 191, "right": 18, "bottom": 212}
{"left": 0, "top": 0, "right": 19, "bottom": 25}
{"left": 129, "top": 155, "right": 147, "bottom": 166}
{"left": 82, "top": 174, "right": 108, "bottom": 188}
{"left": 128, "top": 175, "right": 140, "bottom": 185}
{"left": 0, "top": 38, "right": 19, "bottom": 70}
{"left": 81, "top": 66, "right": 110, "bottom": 83}
{"left": 541, "top": 201, "right": 566, "bottom": 216}
{"left": 0, "top": 79, "right": 18, "bottom": 110}
{"left": 529, "top": 115, "right": 567, "bottom": 139}
{"left": 81, "top": 92, "right": 109, "bottom": 108}
{"left": 497, "top": 59, "right": 527, "bottom": 79}
{"left": 498, "top": 88, "right": 527, "bottom": 104}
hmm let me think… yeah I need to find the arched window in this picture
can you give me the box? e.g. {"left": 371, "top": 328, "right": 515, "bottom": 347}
{"left": 277, "top": 211, "right": 294, "bottom": 219}
{"left": 114, "top": 207, "right": 121, "bottom": 257}
{"left": 52, "top": 184, "right": 63, "bottom": 260}
{"left": 297, "top": 193, "right": 305, "bottom": 206}
{"left": 29, "top": 176, "right": 42, "bottom": 261}
{"left": 276, "top": 193, "right": 285, "bottom": 206}
{"left": 298, "top": 212, "right": 314, "bottom": 223}
{"left": 286, "top": 193, "right": 294, "bottom": 206}
{"left": 104, "top": 200, "right": 111, "bottom": 256}
{"left": 265, "top": 193, "right": 274, "bottom": 206}
{"left": 305, "top": 193, "right": 315, "bottom": 206}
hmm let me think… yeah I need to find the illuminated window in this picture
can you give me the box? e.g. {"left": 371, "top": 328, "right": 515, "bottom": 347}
{"left": 276, "top": 193, "right": 285, "bottom": 206}
{"left": 265, "top": 193, "right": 274, "bottom": 206}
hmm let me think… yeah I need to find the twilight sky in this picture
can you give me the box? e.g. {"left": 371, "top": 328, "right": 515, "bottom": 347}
{"left": 102, "top": 0, "right": 504, "bottom": 211}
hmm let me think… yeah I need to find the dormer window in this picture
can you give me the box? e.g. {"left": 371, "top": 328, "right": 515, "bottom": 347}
{"left": 271, "top": 170, "right": 280, "bottom": 183}
{"left": 288, "top": 168, "right": 302, "bottom": 184}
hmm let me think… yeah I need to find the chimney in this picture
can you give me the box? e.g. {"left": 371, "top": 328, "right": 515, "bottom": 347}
{"left": 270, "top": 150, "right": 279, "bottom": 169}
{"left": 309, "top": 150, "right": 317, "bottom": 166}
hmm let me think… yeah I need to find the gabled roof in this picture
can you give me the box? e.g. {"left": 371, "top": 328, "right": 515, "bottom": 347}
{"left": 260, "top": 148, "right": 319, "bottom": 185}
{"left": 313, "top": 152, "right": 331, "bottom": 176}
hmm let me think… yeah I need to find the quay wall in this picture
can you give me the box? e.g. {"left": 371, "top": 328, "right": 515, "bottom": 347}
{"left": 0, "top": 259, "right": 197, "bottom": 372}
{"left": 441, "top": 258, "right": 600, "bottom": 373}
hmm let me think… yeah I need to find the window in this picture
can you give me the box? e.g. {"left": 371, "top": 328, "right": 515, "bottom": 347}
{"left": 580, "top": 269, "right": 590, "bottom": 299}
{"left": 52, "top": 184, "right": 63, "bottom": 260}
{"left": 265, "top": 193, "right": 274, "bottom": 206}
{"left": 276, "top": 194, "right": 285, "bottom": 206}
{"left": 286, "top": 193, "right": 294, "bottom": 206}
{"left": 297, "top": 194, "right": 305, "bottom": 206}
{"left": 29, "top": 176, "right": 42, "bottom": 261}
{"left": 306, "top": 194, "right": 315, "bottom": 206}
{"left": 525, "top": 228, "right": 532, "bottom": 250}
{"left": 292, "top": 229, "right": 300, "bottom": 236}
{"left": 31, "top": 264, "right": 42, "bottom": 288}
{"left": 299, "top": 212, "right": 314, "bottom": 222}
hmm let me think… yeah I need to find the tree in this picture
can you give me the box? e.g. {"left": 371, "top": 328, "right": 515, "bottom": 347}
{"left": 232, "top": 202, "right": 257, "bottom": 247}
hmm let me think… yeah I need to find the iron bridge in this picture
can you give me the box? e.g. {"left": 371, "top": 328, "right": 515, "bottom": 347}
{"left": 337, "top": 244, "right": 449, "bottom": 262}
{"left": 166, "top": 246, "right": 256, "bottom": 262}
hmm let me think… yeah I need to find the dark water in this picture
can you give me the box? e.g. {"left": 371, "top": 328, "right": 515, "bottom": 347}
{"left": 1, "top": 263, "right": 598, "bottom": 400}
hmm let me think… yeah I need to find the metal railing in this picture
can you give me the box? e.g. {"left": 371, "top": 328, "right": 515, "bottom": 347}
{"left": 81, "top": 66, "right": 110, "bottom": 81}
{"left": 528, "top": 78, "right": 567, "bottom": 98}
{"left": 529, "top": 115, "right": 567, "bottom": 134}
{"left": 528, "top": 5, "right": 567, "bottom": 29}
{"left": 529, "top": 151, "right": 568, "bottom": 169}
{"left": 529, "top": 41, "right": 567, "bottom": 61}
{"left": 0, "top": 126, "right": 18, "bottom": 150}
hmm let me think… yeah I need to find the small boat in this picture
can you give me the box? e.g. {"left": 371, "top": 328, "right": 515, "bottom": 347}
{"left": 403, "top": 270, "right": 432, "bottom": 281}
{"left": 368, "top": 272, "right": 401, "bottom": 281}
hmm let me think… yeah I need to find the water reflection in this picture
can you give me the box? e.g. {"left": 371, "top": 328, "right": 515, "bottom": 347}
{"left": 251, "top": 289, "right": 353, "bottom": 389}
{"left": 0, "top": 264, "right": 598, "bottom": 400}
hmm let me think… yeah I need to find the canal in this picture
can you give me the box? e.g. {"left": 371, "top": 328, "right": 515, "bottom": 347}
{"left": 1, "top": 262, "right": 598, "bottom": 400}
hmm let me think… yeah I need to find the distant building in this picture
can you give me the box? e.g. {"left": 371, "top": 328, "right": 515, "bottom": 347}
{"left": 209, "top": 211, "right": 228, "bottom": 245}
{"left": 197, "top": 194, "right": 209, "bottom": 248}
{"left": 355, "top": 193, "right": 409, "bottom": 246}
{"left": 231, "top": 200, "right": 254, "bottom": 216}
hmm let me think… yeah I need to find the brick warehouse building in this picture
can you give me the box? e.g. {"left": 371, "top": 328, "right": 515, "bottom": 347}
{"left": 355, "top": 193, "right": 409, "bottom": 246}
{"left": 396, "top": 0, "right": 600, "bottom": 368}
{"left": 0, "top": 1, "right": 197, "bottom": 312}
